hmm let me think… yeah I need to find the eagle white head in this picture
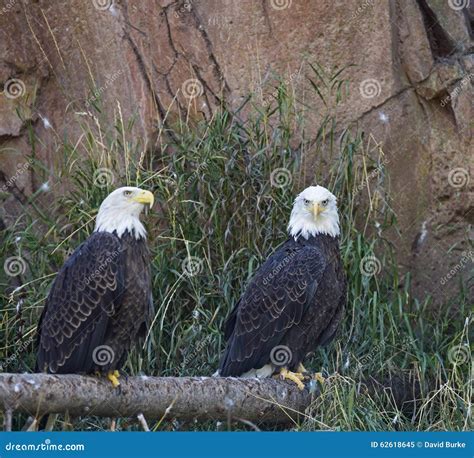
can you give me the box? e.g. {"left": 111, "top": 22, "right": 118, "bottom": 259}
{"left": 94, "top": 186, "right": 154, "bottom": 239}
{"left": 288, "top": 185, "right": 340, "bottom": 240}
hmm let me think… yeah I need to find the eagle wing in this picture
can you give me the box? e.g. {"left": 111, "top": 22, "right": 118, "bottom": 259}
{"left": 219, "top": 242, "right": 328, "bottom": 376}
{"left": 36, "top": 232, "right": 125, "bottom": 373}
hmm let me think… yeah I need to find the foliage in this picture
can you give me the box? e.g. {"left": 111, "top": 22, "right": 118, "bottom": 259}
{"left": 0, "top": 70, "right": 471, "bottom": 431}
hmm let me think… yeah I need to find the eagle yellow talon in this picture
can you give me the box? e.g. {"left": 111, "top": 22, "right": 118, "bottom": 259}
{"left": 277, "top": 368, "right": 306, "bottom": 390}
{"left": 107, "top": 371, "right": 121, "bottom": 388}
{"left": 113, "top": 370, "right": 120, "bottom": 378}
{"left": 313, "top": 372, "right": 325, "bottom": 384}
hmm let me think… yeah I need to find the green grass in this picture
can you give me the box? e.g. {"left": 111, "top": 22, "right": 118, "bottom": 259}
{"left": 0, "top": 71, "right": 472, "bottom": 431}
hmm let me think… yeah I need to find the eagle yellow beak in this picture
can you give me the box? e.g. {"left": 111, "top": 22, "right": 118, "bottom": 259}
{"left": 311, "top": 202, "right": 323, "bottom": 218}
{"left": 132, "top": 189, "right": 154, "bottom": 208}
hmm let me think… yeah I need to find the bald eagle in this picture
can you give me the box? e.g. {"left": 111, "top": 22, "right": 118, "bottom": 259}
{"left": 218, "top": 186, "right": 346, "bottom": 389}
{"left": 36, "top": 187, "right": 154, "bottom": 387}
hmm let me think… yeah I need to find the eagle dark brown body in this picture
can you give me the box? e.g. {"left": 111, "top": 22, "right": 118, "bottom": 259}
{"left": 36, "top": 230, "right": 153, "bottom": 375}
{"left": 219, "top": 233, "right": 346, "bottom": 377}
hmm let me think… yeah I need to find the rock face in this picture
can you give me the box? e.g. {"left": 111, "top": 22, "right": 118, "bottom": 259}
{"left": 1, "top": 0, "right": 472, "bottom": 301}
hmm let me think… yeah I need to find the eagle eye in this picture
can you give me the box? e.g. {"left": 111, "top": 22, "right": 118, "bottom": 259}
{"left": 321, "top": 199, "right": 329, "bottom": 206}
{"left": 303, "top": 199, "right": 310, "bottom": 205}
{"left": 123, "top": 190, "right": 133, "bottom": 197}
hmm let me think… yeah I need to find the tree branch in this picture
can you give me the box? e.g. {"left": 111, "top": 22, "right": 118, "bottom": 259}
{"left": 0, "top": 373, "right": 313, "bottom": 425}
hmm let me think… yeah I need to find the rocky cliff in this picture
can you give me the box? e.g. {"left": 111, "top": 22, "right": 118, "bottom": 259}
{"left": 0, "top": 0, "right": 472, "bottom": 301}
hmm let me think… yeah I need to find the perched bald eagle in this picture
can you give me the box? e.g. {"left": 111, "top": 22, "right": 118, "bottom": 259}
{"left": 36, "top": 187, "right": 154, "bottom": 387}
{"left": 218, "top": 186, "right": 346, "bottom": 389}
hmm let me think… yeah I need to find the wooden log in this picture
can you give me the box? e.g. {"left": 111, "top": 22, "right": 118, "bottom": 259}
{"left": 0, "top": 373, "right": 313, "bottom": 425}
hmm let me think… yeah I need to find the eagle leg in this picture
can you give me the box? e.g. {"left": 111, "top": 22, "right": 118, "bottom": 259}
{"left": 297, "top": 363, "right": 309, "bottom": 375}
{"left": 277, "top": 368, "right": 305, "bottom": 390}
{"left": 312, "top": 372, "right": 325, "bottom": 384}
{"left": 297, "top": 364, "right": 324, "bottom": 384}
{"left": 107, "top": 370, "right": 121, "bottom": 388}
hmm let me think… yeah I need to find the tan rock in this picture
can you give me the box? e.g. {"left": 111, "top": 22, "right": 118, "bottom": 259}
{"left": 0, "top": 0, "right": 472, "bottom": 302}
